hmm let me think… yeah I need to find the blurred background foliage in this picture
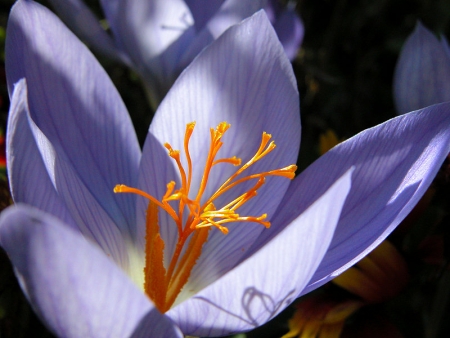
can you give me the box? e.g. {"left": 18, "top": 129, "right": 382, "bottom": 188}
{"left": 0, "top": 0, "right": 450, "bottom": 337}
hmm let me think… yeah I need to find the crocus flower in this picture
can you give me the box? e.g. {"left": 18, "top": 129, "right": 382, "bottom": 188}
{"left": 393, "top": 22, "right": 450, "bottom": 114}
{"left": 46, "top": 0, "right": 304, "bottom": 106}
{"left": 3, "top": 1, "right": 450, "bottom": 337}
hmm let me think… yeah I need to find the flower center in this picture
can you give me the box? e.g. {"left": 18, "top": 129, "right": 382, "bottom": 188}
{"left": 114, "top": 122, "right": 296, "bottom": 312}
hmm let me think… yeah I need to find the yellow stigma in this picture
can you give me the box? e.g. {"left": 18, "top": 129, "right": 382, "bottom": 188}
{"left": 114, "top": 122, "right": 297, "bottom": 312}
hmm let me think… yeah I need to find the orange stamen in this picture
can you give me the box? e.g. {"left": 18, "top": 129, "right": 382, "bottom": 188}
{"left": 114, "top": 122, "right": 297, "bottom": 311}
{"left": 143, "top": 201, "right": 166, "bottom": 312}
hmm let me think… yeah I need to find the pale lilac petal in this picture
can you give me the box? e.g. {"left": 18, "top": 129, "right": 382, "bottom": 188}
{"left": 46, "top": 0, "right": 127, "bottom": 63}
{"left": 270, "top": 4, "right": 304, "bottom": 60}
{"left": 440, "top": 35, "right": 450, "bottom": 58}
{"left": 291, "top": 102, "right": 450, "bottom": 294}
{"left": 9, "top": 81, "right": 129, "bottom": 269}
{"left": 147, "top": 11, "right": 300, "bottom": 297}
{"left": 0, "top": 205, "right": 163, "bottom": 338}
{"left": 394, "top": 22, "right": 450, "bottom": 114}
{"left": 263, "top": 0, "right": 281, "bottom": 20}
{"left": 201, "top": 0, "right": 266, "bottom": 38}
{"left": 130, "top": 310, "right": 184, "bottom": 338}
{"left": 136, "top": 133, "right": 181, "bottom": 262}
{"left": 26, "top": 127, "right": 130, "bottom": 269}
{"left": 168, "top": 170, "right": 352, "bottom": 336}
{"left": 184, "top": 0, "right": 225, "bottom": 31}
{"left": 7, "top": 79, "right": 78, "bottom": 231}
{"left": 179, "top": 0, "right": 267, "bottom": 69}
{"left": 102, "top": 0, "right": 195, "bottom": 102}
{"left": 6, "top": 0, "right": 140, "bottom": 238}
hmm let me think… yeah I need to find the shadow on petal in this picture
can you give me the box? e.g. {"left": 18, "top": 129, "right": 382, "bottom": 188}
{"left": 130, "top": 307, "right": 184, "bottom": 338}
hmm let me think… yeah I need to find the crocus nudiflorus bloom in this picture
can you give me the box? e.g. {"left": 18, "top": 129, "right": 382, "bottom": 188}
{"left": 3, "top": 1, "right": 450, "bottom": 337}
{"left": 46, "top": 0, "right": 304, "bottom": 106}
{"left": 394, "top": 22, "right": 450, "bottom": 114}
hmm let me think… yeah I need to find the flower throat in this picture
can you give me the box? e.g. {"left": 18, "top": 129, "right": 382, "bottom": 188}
{"left": 114, "top": 122, "right": 296, "bottom": 312}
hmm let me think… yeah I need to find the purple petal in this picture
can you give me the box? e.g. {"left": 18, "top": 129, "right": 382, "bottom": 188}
{"left": 393, "top": 22, "right": 450, "bottom": 114}
{"left": 0, "top": 205, "right": 171, "bottom": 338}
{"left": 184, "top": 0, "right": 225, "bottom": 31}
{"left": 130, "top": 310, "right": 184, "bottom": 338}
{"left": 8, "top": 79, "right": 130, "bottom": 270}
{"left": 269, "top": 4, "right": 304, "bottom": 60}
{"left": 146, "top": 10, "right": 300, "bottom": 297}
{"left": 167, "top": 170, "right": 352, "bottom": 336}
{"left": 100, "top": 0, "right": 196, "bottom": 102}
{"left": 202, "top": 0, "right": 266, "bottom": 38}
{"left": 7, "top": 79, "right": 78, "bottom": 231}
{"left": 136, "top": 133, "right": 181, "bottom": 261}
{"left": 46, "top": 0, "right": 127, "bottom": 63}
{"left": 295, "top": 102, "right": 450, "bottom": 294}
{"left": 179, "top": 0, "right": 266, "bottom": 70}
{"left": 440, "top": 35, "right": 450, "bottom": 58}
{"left": 6, "top": 0, "right": 140, "bottom": 238}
